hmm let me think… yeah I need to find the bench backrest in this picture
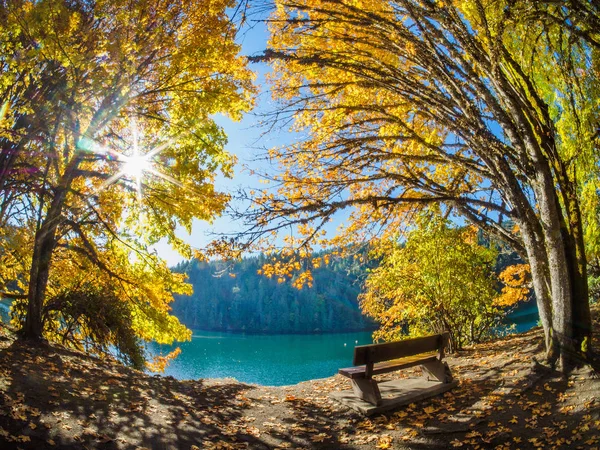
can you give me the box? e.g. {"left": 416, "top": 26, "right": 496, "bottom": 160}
{"left": 353, "top": 332, "right": 450, "bottom": 366}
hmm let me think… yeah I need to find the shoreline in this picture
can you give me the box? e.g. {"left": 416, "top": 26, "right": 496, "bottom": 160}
{"left": 1, "top": 320, "right": 599, "bottom": 449}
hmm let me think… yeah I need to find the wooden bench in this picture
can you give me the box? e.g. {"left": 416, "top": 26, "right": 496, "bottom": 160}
{"left": 335, "top": 332, "right": 456, "bottom": 412}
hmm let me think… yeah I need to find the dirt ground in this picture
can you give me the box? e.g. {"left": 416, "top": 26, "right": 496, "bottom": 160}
{"left": 0, "top": 313, "right": 599, "bottom": 450}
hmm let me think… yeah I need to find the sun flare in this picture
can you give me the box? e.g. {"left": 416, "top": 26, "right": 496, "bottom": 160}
{"left": 80, "top": 122, "right": 187, "bottom": 204}
{"left": 122, "top": 153, "right": 152, "bottom": 181}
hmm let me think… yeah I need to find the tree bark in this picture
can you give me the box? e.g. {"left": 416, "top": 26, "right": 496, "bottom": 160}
{"left": 23, "top": 219, "right": 56, "bottom": 339}
{"left": 559, "top": 172, "right": 592, "bottom": 355}
{"left": 534, "top": 164, "right": 591, "bottom": 369}
{"left": 22, "top": 156, "right": 81, "bottom": 340}
{"left": 519, "top": 222, "right": 553, "bottom": 351}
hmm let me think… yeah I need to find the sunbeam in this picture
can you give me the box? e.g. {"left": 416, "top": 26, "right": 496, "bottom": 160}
{"left": 81, "top": 122, "right": 191, "bottom": 202}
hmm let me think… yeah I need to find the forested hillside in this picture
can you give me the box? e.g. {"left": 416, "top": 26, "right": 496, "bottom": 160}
{"left": 171, "top": 254, "right": 376, "bottom": 333}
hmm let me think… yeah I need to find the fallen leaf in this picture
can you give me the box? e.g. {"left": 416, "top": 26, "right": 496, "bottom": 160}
{"left": 377, "top": 435, "right": 393, "bottom": 449}
{"left": 311, "top": 433, "right": 329, "bottom": 442}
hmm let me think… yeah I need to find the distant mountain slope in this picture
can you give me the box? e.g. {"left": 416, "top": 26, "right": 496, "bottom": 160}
{"left": 171, "top": 253, "right": 376, "bottom": 333}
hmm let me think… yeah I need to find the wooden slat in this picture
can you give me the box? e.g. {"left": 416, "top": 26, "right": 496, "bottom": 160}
{"left": 331, "top": 378, "right": 460, "bottom": 416}
{"left": 371, "top": 353, "right": 437, "bottom": 376}
{"left": 339, "top": 353, "right": 438, "bottom": 379}
{"left": 353, "top": 334, "right": 444, "bottom": 366}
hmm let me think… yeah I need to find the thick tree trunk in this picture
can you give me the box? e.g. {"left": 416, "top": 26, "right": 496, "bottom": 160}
{"left": 22, "top": 155, "right": 81, "bottom": 340}
{"left": 494, "top": 156, "right": 555, "bottom": 351}
{"left": 561, "top": 224, "right": 592, "bottom": 354}
{"left": 520, "top": 224, "right": 553, "bottom": 351}
{"left": 536, "top": 174, "right": 574, "bottom": 370}
{"left": 510, "top": 175, "right": 592, "bottom": 372}
{"left": 561, "top": 178, "right": 592, "bottom": 355}
{"left": 23, "top": 222, "right": 56, "bottom": 339}
{"left": 550, "top": 155, "right": 593, "bottom": 357}
{"left": 535, "top": 168, "right": 592, "bottom": 369}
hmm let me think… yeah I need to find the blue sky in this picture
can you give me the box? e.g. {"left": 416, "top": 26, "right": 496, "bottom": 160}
{"left": 152, "top": 21, "right": 280, "bottom": 265}
{"left": 154, "top": 16, "right": 353, "bottom": 266}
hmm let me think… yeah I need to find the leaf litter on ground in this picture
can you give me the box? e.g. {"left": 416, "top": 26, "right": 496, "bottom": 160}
{"left": 0, "top": 310, "right": 599, "bottom": 449}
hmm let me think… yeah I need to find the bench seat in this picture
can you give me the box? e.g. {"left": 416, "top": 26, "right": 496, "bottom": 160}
{"left": 339, "top": 352, "right": 438, "bottom": 379}
{"left": 334, "top": 333, "right": 455, "bottom": 410}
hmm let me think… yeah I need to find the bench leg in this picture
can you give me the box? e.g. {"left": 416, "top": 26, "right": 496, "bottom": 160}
{"left": 421, "top": 360, "right": 453, "bottom": 383}
{"left": 351, "top": 378, "right": 382, "bottom": 405}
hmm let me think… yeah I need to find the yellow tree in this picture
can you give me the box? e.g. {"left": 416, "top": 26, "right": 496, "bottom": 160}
{"left": 361, "top": 214, "right": 528, "bottom": 351}
{"left": 0, "top": 0, "right": 254, "bottom": 354}
{"left": 522, "top": 0, "right": 600, "bottom": 306}
{"left": 243, "top": 0, "right": 598, "bottom": 370}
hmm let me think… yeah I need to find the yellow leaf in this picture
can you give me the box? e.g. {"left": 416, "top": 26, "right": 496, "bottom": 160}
{"left": 311, "top": 433, "right": 329, "bottom": 442}
{"left": 377, "top": 435, "right": 393, "bottom": 449}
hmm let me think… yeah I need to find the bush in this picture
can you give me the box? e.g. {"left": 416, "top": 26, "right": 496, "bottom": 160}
{"left": 360, "top": 215, "right": 526, "bottom": 350}
{"left": 12, "top": 282, "right": 145, "bottom": 369}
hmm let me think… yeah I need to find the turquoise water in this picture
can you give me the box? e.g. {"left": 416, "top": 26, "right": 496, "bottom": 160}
{"left": 152, "top": 302, "right": 541, "bottom": 386}
{"left": 504, "top": 301, "right": 540, "bottom": 333}
{"left": 151, "top": 331, "right": 374, "bottom": 386}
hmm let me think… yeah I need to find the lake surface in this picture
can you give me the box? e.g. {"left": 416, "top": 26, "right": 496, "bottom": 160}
{"left": 151, "top": 331, "right": 374, "bottom": 386}
{"left": 152, "top": 301, "right": 540, "bottom": 386}
{"left": 504, "top": 301, "right": 539, "bottom": 333}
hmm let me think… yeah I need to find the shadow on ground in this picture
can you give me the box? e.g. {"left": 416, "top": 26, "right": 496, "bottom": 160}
{"left": 0, "top": 337, "right": 264, "bottom": 449}
{"left": 0, "top": 321, "right": 599, "bottom": 449}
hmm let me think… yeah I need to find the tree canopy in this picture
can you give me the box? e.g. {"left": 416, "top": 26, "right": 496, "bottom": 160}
{"left": 360, "top": 213, "right": 529, "bottom": 350}
{"left": 242, "top": 0, "right": 599, "bottom": 369}
{"left": 0, "top": 0, "right": 254, "bottom": 366}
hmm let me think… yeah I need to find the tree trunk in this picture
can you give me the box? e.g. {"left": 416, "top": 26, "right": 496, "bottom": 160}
{"left": 23, "top": 220, "right": 56, "bottom": 339}
{"left": 504, "top": 171, "right": 592, "bottom": 372}
{"left": 536, "top": 167, "right": 591, "bottom": 369}
{"left": 520, "top": 223, "right": 553, "bottom": 351}
{"left": 564, "top": 231, "right": 592, "bottom": 355}
{"left": 22, "top": 155, "right": 81, "bottom": 340}
{"left": 560, "top": 175, "right": 592, "bottom": 355}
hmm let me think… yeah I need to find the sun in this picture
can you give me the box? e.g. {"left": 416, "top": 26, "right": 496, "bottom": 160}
{"left": 122, "top": 152, "right": 152, "bottom": 182}
{"left": 79, "top": 121, "right": 186, "bottom": 203}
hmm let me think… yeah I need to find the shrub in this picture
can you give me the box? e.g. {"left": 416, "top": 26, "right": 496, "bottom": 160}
{"left": 360, "top": 215, "right": 527, "bottom": 350}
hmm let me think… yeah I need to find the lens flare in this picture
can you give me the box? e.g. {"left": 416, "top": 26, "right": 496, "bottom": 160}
{"left": 122, "top": 153, "right": 151, "bottom": 182}
{"left": 78, "top": 121, "right": 187, "bottom": 203}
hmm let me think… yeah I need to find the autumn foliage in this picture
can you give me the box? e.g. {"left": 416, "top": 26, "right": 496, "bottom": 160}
{"left": 243, "top": 0, "right": 598, "bottom": 368}
{"left": 0, "top": 0, "right": 254, "bottom": 367}
{"left": 360, "top": 215, "right": 529, "bottom": 350}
